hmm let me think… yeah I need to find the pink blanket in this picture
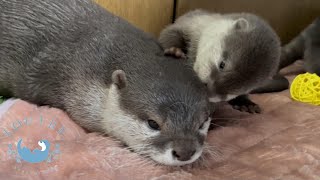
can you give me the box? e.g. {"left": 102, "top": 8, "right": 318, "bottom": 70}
{"left": 1, "top": 61, "right": 319, "bottom": 180}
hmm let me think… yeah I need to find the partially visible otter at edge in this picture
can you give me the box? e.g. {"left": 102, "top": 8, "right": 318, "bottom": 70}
{"left": 0, "top": 0, "right": 212, "bottom": 166}
{"left": 279, "top": 17, "right": 320, "bottom": 75}
{"left": 257, "top": 17, "right": 320, "bottom": 93}
{"left": 159, "top": 9, "right": 286, "bottom": 113}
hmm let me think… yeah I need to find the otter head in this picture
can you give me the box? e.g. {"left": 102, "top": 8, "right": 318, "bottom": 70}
{"left": 103, "top": 64, "right": 211, "bottom": 166}
{"left": 194, "top": 16, "right": 281, "bottom": 102}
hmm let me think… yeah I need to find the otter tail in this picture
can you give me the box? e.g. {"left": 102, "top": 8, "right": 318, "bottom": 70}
{"left": 250, "top": 74, "right": 289, "bottom": 94}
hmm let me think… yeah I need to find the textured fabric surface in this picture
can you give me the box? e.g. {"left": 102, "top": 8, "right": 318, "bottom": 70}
{"left": 0, "top": 60, "right": 319, "bottom": 180}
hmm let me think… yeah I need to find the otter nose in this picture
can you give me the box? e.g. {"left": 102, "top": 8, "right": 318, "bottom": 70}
{"left": 172, "top": 148, "right": 196, "bottom": 161}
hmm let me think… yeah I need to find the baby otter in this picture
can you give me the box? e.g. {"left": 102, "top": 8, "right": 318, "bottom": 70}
{"left": 159, "top": 9, "right": 281, "bottom": 113}
{"left": 0, "top": 0, "right": 211, "bottom": 166}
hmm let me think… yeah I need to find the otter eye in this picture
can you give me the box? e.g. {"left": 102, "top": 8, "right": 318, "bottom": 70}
{"left": 219, "top": 61, "right": 225, "bottom": 70}
{"left": 147, "top": 120, "right": 160, "bottom": 130}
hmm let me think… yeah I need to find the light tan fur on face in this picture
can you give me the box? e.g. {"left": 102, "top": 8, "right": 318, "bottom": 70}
{"left": 102, "top": 85, "right": 159, "bottom": 151}
{"left": 194, "top": 19, "right": 235, "bottom": 83}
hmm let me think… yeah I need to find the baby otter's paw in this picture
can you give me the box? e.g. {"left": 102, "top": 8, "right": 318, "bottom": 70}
{"left": 164, "top": 47, "right": 186, "bottom": 59}
{"left": 233, "top": 103, "right": 261, "bottom": 114}
{"left": 228, "top": 95, "right": 262, "bottom": 113}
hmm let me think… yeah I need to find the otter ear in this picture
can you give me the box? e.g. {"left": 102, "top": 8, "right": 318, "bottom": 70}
{"left": 234, "top": 18, "right": 249, "bottom": 31}
{"left": 112, "top": 70, "right": 127, "bottom": 89}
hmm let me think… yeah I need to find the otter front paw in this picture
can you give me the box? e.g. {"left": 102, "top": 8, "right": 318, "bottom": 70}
{"left": 164, "top": 47, "right": 186, "bottom": 59}
{"left": 228, "top": 95, "right": 261, "bottom": 113}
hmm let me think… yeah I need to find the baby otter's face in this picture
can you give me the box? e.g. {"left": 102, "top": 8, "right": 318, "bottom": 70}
{"left": 194, "top": 17, "right": 280, "bottom": 102}
{"left": 205, "top": 44, "right": 272, "bottom": 102}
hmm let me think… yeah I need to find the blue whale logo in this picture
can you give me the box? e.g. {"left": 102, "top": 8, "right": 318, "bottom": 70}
{"left": 17, "top": 139, "right": 50, "bottom": 163}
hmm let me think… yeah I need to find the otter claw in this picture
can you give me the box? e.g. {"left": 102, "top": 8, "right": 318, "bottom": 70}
{"left": 164, "top": 47, "right": 186, "bottom": 59}
{"left": 228, "top": 95, "right": 262, "bottom": 114}
{"left": 232, "top": 104, "right": 261, "bottom": 113}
